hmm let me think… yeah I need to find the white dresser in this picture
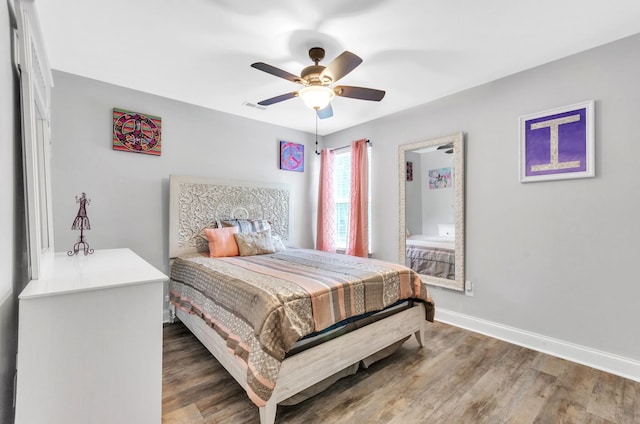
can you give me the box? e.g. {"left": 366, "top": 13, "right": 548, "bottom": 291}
{"left": 15, "top": 248, "right": 167, "bottom": 424}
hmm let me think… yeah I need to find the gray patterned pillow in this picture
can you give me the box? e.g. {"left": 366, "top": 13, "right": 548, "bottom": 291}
{"left": 220, "top": 219, "right": 271, "bottom": 234}
{"left": 271, "top": 234, "right": 287, "bottom": 252}
{"left": 234, "top": 230, "right": 277, "bottom": 256}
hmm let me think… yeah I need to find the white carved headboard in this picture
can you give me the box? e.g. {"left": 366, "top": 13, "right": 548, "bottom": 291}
{"left": 169, "top": 175, "right": 291, "bottom": 258}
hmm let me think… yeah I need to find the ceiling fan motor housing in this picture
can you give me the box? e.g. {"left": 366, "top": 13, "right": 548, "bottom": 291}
{"left": 301, "top": 65, "right": 329, "bottom": 85}
{"left": 301, "top": 48, "right": 332, "bottom": 85}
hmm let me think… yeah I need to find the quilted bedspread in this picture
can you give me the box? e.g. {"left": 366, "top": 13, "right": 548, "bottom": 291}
{"left": 169, "top": 248, "right": 434, "bottom": 406}
{"left": 405, "top": 243, "right": 455, "bottom": 279}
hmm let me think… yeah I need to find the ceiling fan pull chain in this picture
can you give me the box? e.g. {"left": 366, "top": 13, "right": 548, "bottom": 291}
{"left": 315, "top": 113, "right": 320, "bottom": 155}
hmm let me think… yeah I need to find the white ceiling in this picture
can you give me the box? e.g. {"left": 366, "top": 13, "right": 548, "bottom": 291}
{"left": 35, "top": 0, "right": 640, "bottom": 136}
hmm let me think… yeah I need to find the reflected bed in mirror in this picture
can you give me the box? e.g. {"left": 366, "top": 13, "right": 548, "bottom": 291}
{"left": 399, "top": 132, "right": 464, "bottom": 291}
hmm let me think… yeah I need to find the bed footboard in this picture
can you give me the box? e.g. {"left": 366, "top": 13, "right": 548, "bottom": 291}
{"left": 177, "top": 302, "right": 427, "bottom": 424}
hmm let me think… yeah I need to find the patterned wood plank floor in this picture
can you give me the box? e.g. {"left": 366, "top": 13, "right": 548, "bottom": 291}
{"left": 162, "top": 320, "right": 639, "bottom": 424}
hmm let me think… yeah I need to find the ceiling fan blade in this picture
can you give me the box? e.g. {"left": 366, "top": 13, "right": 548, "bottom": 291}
{"left": 317, "top": 104, "right": 333, "bottom": 119}
{"left": 320, "top": 51, "right": 362, "bottom": 83}
{"left": 257, "top": 92, "right": 298, "bottom": 106}
{"left": 334, "top": 86, "right": 385, "bottom": 101}
{"left": 251, "top": 62, "right": 301, "bottom": 83}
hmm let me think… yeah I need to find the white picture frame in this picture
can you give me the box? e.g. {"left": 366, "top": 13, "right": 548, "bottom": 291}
{"left": 519, "top": 100, "right": 594, "bottom": 183}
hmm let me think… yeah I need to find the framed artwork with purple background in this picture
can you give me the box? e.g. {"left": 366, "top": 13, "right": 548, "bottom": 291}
{"left": 280, "top": 141, "right": 304, "bottom": 172}
{"left": 519, "top": 100, "right": 594, "bottom": 182}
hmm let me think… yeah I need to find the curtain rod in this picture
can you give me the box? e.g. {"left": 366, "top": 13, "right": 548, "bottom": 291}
{"left": 315, "top": 139, "right": 371, "bottom": 155}
{"left": 330, "top": 139, "right": 372, "bottom": 152}
{"left": 330, "top": 140, "right": 373, "bottom": 152}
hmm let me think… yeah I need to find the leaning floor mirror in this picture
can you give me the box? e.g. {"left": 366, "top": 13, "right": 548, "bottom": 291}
{"left": 399, "top": 132, "right": 465, "bottom": 291}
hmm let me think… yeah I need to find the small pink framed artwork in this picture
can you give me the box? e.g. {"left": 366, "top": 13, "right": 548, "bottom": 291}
{"left": 428, "top": 167, "right": 452, "bottom": 189}
{"left": 113, "top": 108, "right": 162, "bottom": 155}
{"left": 280, "top": 141, "right": 304, "bottom": 172}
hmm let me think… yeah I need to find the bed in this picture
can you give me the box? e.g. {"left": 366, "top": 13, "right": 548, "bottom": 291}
{"left": 168, "top": 175, "right": 434, "bottom": 424}
{"left": 405, "top": 234, "right": 456, "bottom": 279}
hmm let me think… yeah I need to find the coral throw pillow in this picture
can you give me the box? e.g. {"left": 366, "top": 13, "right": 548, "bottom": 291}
{"left": 204, "top": 227, "right": 239, "bottom": 258}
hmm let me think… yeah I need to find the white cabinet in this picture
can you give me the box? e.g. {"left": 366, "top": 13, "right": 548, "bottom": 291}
{"left": 15, "top": 248, "right": 167, "bottom": 424}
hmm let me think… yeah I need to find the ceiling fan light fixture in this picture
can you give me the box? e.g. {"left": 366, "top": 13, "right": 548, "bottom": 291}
{"left": 299, "top": 85, "right": 335, "bottom": 110}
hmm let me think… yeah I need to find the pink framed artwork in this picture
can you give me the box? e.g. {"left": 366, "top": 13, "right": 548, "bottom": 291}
{"left": 113, "top": 108, "right": 162, "bottom": 155}
{"left": 280, "top": 141, "right": 304, "bottom": 172}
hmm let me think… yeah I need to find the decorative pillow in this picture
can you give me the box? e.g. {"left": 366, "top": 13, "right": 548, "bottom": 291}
{"left": 220, "top": 218, "right": 271, "bottom": 234}
{"left": 250, "top": 219, "right": 272, "bottom": 232}
{"left": 234, "top": 229, "right": 279, "bottom": 256}
{"left": 271, "top": 234, "right": 287, "bottom": 252}
{"left": 197, "top": 220, "right": 222, "bottom": 242}
{"left": 204, "top": 227, "right": 239, "bottom": 258}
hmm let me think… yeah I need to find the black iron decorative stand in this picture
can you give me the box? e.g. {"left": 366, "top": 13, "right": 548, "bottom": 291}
{"left": 68, "top": 192, "right": 94, "bottom": 256}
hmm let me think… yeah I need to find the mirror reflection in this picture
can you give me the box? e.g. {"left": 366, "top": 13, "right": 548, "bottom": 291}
{"left": 399, "top": 132, "right": 464, "bottom": 291}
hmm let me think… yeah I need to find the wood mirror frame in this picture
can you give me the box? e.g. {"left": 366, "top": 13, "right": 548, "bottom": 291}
{"left": 398, "top": 132, "right": 465, "bottom": 291}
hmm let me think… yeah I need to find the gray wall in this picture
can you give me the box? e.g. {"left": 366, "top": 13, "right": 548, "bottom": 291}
{"left": 324, "top": 33, "right": 640, "bottom": 362}
{"left": 404, "top": 151, "right": 422, "bottom": 236}
{"left": 0, "top": 2, "right": 29, "bottom": 423}
{"left": 50, "top": 71, "right": 319, "bottom": 277}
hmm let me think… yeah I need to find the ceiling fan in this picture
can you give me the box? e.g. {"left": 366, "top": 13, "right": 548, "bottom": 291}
{"left": 251, "top": 47, "right": 385, "bottom": 119}
{"left": 437, "top": 144, "right": 454, "bottom": 154}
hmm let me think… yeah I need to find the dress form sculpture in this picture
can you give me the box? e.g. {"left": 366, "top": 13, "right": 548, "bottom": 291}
{"left": 68, "top": 192, "right": 94, "bottom": 256}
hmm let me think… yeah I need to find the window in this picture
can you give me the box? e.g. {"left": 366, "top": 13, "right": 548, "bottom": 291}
{"left": 333, "top": 147, "right": 372, "bottom": 251}
{"left": 18, "top": 2, "right": 55, "bottom": 280}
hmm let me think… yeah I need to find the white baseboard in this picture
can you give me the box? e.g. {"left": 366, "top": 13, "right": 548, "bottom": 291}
{"left": 435, "top": 308, "right": 640, "bottom": 383}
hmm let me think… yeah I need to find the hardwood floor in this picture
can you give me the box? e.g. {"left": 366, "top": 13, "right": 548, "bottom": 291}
{"left": 162, "top": 320, "right": 639, "bottom": 424}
